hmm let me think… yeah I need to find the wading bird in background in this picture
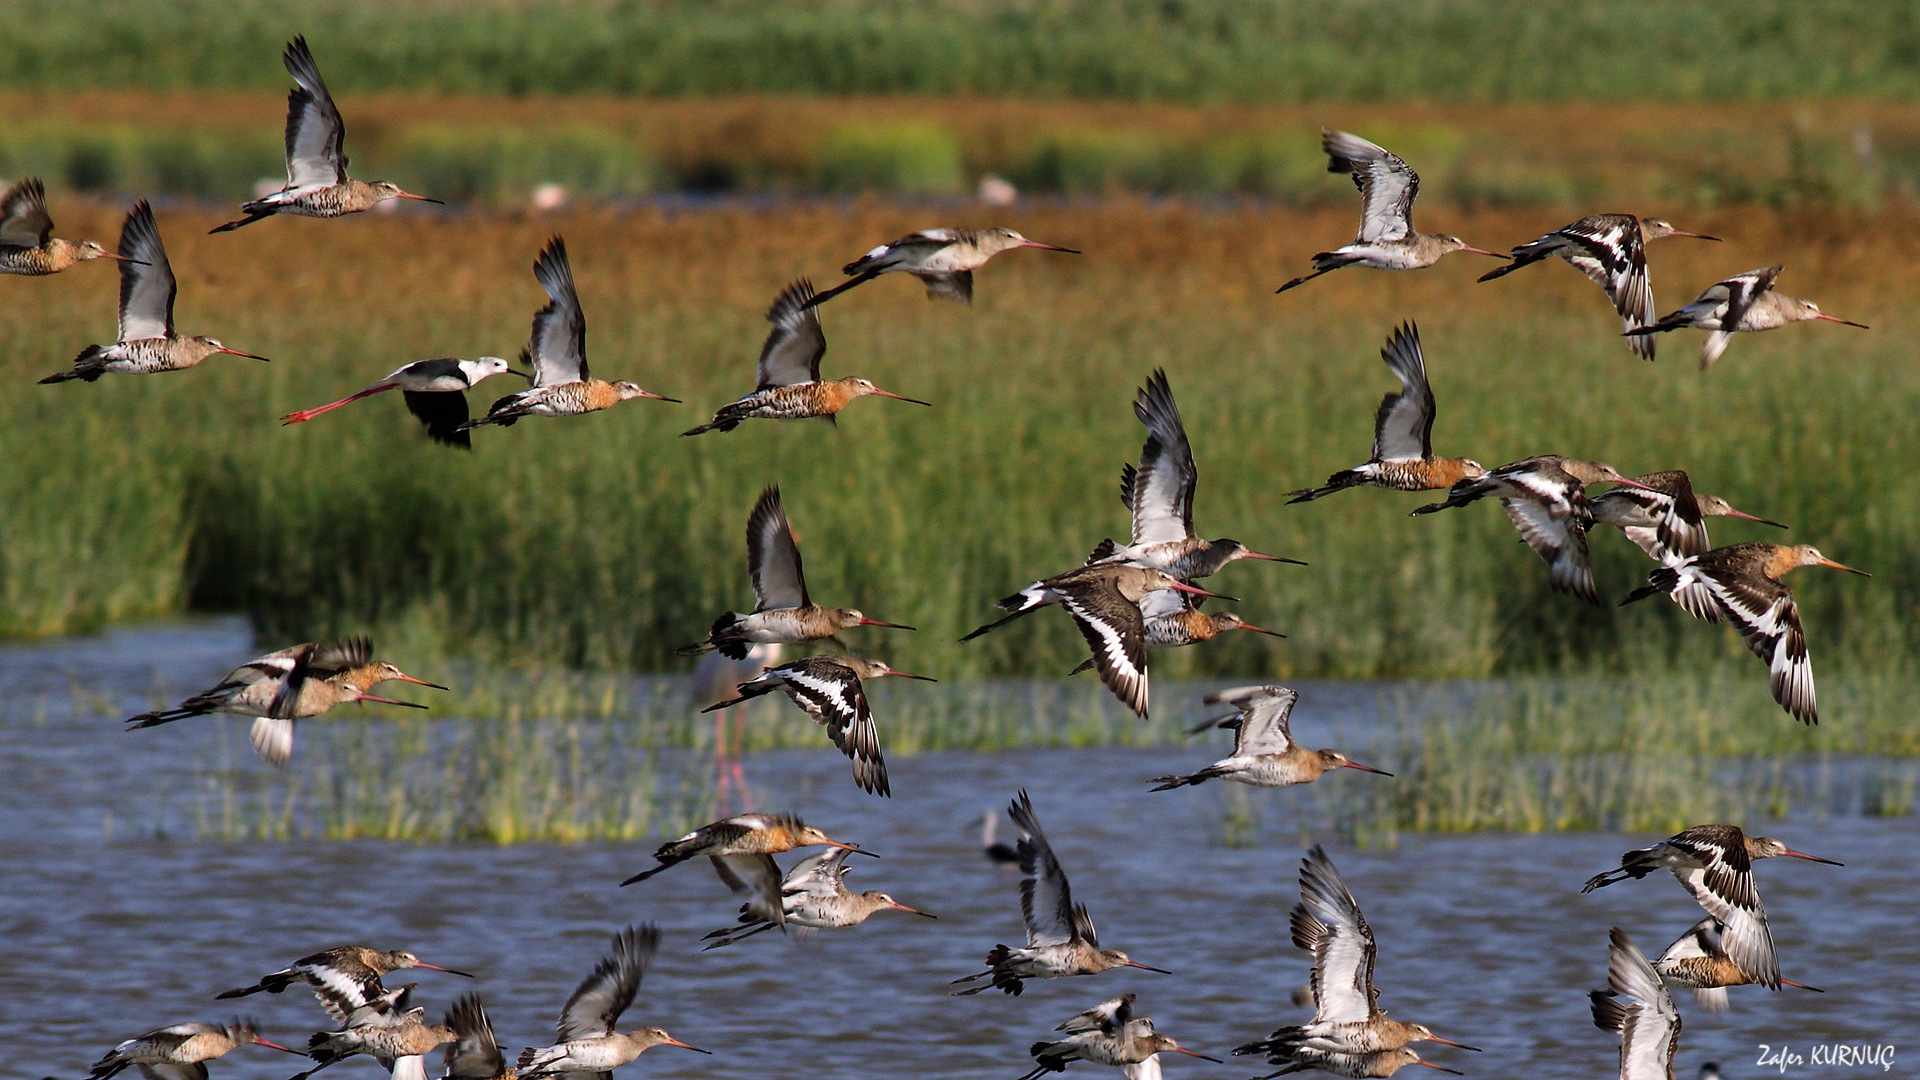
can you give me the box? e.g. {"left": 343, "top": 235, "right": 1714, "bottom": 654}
{"left": 703, "top": 654, "right": 935, "bottom": 797}
{"left": 1582, "top": 824, "right": 1843, "bottom": 989}
{"left": 1235, "top": 846, "right": 1479, "bottom": 1074}
{"left": 962, "top": 563, "right": 1231, "bottom": 718}
{"left": 619, "top": 811, "right": 873, "bottom": 886}
{"left": 0, "top": 176, "right": 138, "bottom": 276}
{"left": 700, "top": 847, "right": 936, "bottom": 949}
{"left": 1285, "top": 324, "right": 1484, "bottom": 503}
{"left": 515, "top": 925, "right": 710, "bottom": 1079}
{"left": 1478, "top": 214, "right": 1720, "bottom": 359}
{"left": 1589, "top": 471, "right": 1786, "bottom": 620}
{"left": 1653, "top": 915, "right": 1824, "bottom": 1013}
{"left": 1089, "top": 369, "right": 1304, "bottom": 579}
{"left": 1591, "top": 929, "right": 1684, "bottom": 1080}
{"left": 1021, "top": 995, "right": 1220, "bottom": 1080}
{"left": 691, "top": 642, "right": 783, "bottom": 814}
{"left": 1620, "top": 543, "right": 1868, "bottom": 723}
{"left": 801, "top": 227, "right": 1079, "bottom": 308}
{"left": 1277, "top": 129, "right": 1504, "bottom": 293}
{"left": 281, "top": 356, "right": 530, "bottom": 448}
{"left": 1627, "top": 265, "right": 1868, "bottom": 369}
{"left": 87, "top": 1019, "right": 296, "bottom": 1080}
{"left": 683, "top": 278, "right": 931, "bottom": 435}
{"left": 1411, "top": 456, "right": 1654, "bottom": 603}
{"left": 211, "top": 36, "right": 441, "bottom": 232}
{"left": 41, "top": 201, "right": 269, "bottom": 384}
{"left": 1150, "top": 686, "right": 1390, "bottom": 790}
{"left": 679, "top": 486, "right": 914, "bottom": 659}
{"left": 218, "top": 946, "right": 472, "bottom": 1017}
{"left": 461, "top": 237, "right": 677, "bottom": 431}
{"left": 125, "top": 637, "right": 445, "bottom": 768}
{"left": 954, "top": 790, "right": 1170, "bottom": 996}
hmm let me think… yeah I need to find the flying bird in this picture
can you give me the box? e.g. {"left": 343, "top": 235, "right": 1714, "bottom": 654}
{"left": 1478, "top": 214, "right": 1720, "bottom": 359}
{"left": 217, "top": 945, "right": 472, "bottom": 1022}
{"left": 1627, "top": 265, "right": 1868, "bottom": 369}
{"left": 619, "top": 811, "right": 871, "bottom": 886}
{"left": 1653, "top": 916, "right": 1824, "bottom": 1014}
{"left": 1620, "top": 543, "right": 1868, "bottom": 723}
{"left": 88, "top": 1020, "right": 295, "bottom": 1080}
{"left": 40, "top": 201, "right": 269, "bottom": 384}
{"left": 1066, "top": 587, "right": 1282, "bottom": 678}
{"left": 683, "top": 278, "right": 930, "bottom": 435}
{"left": 515, "top": 925, "right": 710, "bottom": 1078}
{"left": 1590, "top": 929, "right": 1684, "bottom": 1080}
{"left": 1285, "top": 324, "right": 1485, "bottom": 503}
{"left": 0, "top": 176, "right": 138, "bottom": 275}
{"left": 1277, "top": 129, "right": 1504, "bottom": 293}
{"left": 439, "top": 994, "right": 512, "bottom": 1080}
{"left": 678, "top": 486, "right": 914, "bottom": 659}
{"left": 211, "top": 36, "right": 440, "bottom": 232}
{"left": 282, "top": 357, "right": 530, "bottom": 448}
{"left": 703, "top": 654, "right": 933, "bottom": 797}
{"left": 1150, "top": 686, "right": 1389, "bottom": 790}
{"left": 801, "top": 227, "right": 1078, "bottom": 308}
{"left": 293, "top": 983, "right": 458, "bottom": 1080}
{"left": 460, "top": 237, "right": 677, "bottom": 431}
{"left": 700, "top": 847, "right": 936, "bottom": 950}
{"left": 1590, "top": 471, "right": 1786, "bottom": 620}
{"left": 1022, "top": 995, "right": 1220, "bottom": 1080}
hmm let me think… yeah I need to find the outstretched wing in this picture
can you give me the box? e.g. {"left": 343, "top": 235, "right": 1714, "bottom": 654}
{"left": 527, "top": 237, "right": 588, "bottom": 385}
{"left": 556, "top": 924, "right": 658, "bottom": 1042}
{"left": 777, "top": 658, "right": 888, "bottom": 796}
{"left": 1694, "top": 559, "right": 1812, "bottom": 723}
{"left": 1062, "top": 577, "right": 1150, "bottom": 718}
{"left": 1292, "top": 845, "right": 1380, "bottom": 1026}
{"left": 756, "top": 279, "right": 827, "bottom": 388}
{"left": 1500, "top": 495, "right": 1597, "bottom": 603}
{"left": 746, "top": 486, "right": 809, "bottom": 611}
{"left": 442, "top": 993, "right": 507, "bottom": 1080}
{"left": 1230, "top": 686, "right": 1299, "bottom": 756}
{"left": 0, "top": 176, "right": 53, "bottom": 248}
{"left": 1009, "top": 789, "right": 1079, "bottom": 948}
{"left": 1559, "top": 215, "right": 1657, "bottom": 354}
{"left": 711, "top": 854, "right": 786, "bottom": 928}
{"left": 1057, "top": 994, "right": 1135, "bottom": 1035}
{"left": 281, "top": 36, "right": 349, "bottom": 188}
{"left": 1665, "top": 830, "right": 1779, "bottom": 988}
{"left": 1323, "top": 129, "right": 1418, "bottom": 244}
{"left": 1128, "top": 370, "right": 1197, "bottom": 546}
{"left": 116, "top": 201, "right": 176, "bottom": 341}
{"left": 1370, "top": 322, "right": 1434, "bottom": 462}
{"left": 1717, "top": 265, "right": 1784, "bottom": 333}
{"left": 1591, "top": 928, "right": 1681, "bottom": 1080}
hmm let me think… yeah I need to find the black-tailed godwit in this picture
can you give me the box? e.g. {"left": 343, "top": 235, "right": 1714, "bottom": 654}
{"left": 88, "top": 1020, "right": 295, "bottom": 1080}
{"left": 0, "top": 177, "right": 137, "bottom": 275}
{"left": 801, "top": 227, "right": 1078, "bottom": 308}
{"left": 679, "top": 486, "right": 913, "bottom": 659}
{"left": 954, "top": 790, "right": 1169, "bottom": 996}
{"left": 1590, "top": 471, "right": 1786, "bottom": 620}
{"left": 1620, "top": 543, "right": 1868, "bottom": 723}
{"left": 460, "top": 237, "right": 677, "bottom": 431}
{"left": 703, "top": 654, "right": 934, "bottom": 797}
{"left": 515, "top": 925, "right": 709, "bottom": 1078}
{"left": 1021, "top": 995, "right": 1220, "bottom": 1080}
{"left": 1591, "top": 929, "right": 1684, "bottom": 1080}
{"left": 218, "top": 945, "right": 472, "bottom": 1019}
{"left": 293, "top": 983, "right": 456, "bottom": 1080}
{"left": 282, "top": 357, "right": 530, "bottom": 448}
{"left": 1411, "top": 456, "right": 1654, "bottom": 603}
{"left": 1478, "top": 214, "right": 1720, "bottom": 359}
{"left": 1627, "top": 265, "right": 1868, "bottom": 369}
{"left": 211, "top": 37, "right": 440, "bottom": 232}
{"left": 1277, "top": 130, "right": 1503, "bottom": 293}
{"left": 1066, "top": 587, "right": 1281, "bottom": 678}
{"left": 1581, "top": 824, "right": 1842, "bottom": 990}
{"left": 1286, "top": 324, "right": 1485, "bottom": 503}
{"left": 619, "top": 811, "right": 871, "bottom": 886}
{"left": 1653, "top": 915, "right": 1824, "bottom": 1014}
{"left": 700, "top": 847, "right": 936, "bottom": 949}
{"left": 683, "top": 279, "right": 930, "bottom": 435}
{"left": 1150, "top": 686, "right": 1389, "bottom": 790}
{"left": 40, "top": 201, "right": 269, "bottom": 384}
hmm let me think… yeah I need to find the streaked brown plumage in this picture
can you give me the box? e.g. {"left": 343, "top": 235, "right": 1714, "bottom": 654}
{"left": 803, "top": 227, "right": 1079, "bottom": 308}
{"left": 619, "top": 810, "right": 871, "bottom": 886}
{"left": 89, "top": 1019, "right": 294, "bottom": 1080}
{"left": 217, "top": 945, "right": 472, "bottom": 1020}
{"left": 1653, "top": 916, "right": 1824, "bottom": 1014}
{"left": 0, "top": 176, "right": 132, "bottom": 275}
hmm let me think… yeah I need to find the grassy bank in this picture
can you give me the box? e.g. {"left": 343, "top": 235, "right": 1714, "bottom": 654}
{"left": 2, "top": 199, "right": 1916, "bottom": 696}
{"left": 5, "top": 94, "right": 1916, "bottom": 206}
{"left": 4, "top": 1, "right": 1920, "bottom": 102}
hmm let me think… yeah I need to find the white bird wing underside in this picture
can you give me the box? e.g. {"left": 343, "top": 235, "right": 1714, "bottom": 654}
{"left": 1594, "top": 929, "right": 1682, "bottom": 1080}
{"left": 746, "top": 488, "right": 809, "bottom": 611}
{"left": 1499, "top": 491, "right": 1595, "bottom": 601}
{"left": 757, "top": 279, "right": 826, "bottom": 388}
{"left": 1371, "top": 323, "right": 1434, "bottom": 462}
{"left": 1058, "top": 994, "right": 1135, "bottom": 1035}
{"left": 1063, "top": 580, "right": 1151, "bottom": 718}
{"left": 711, "top": 853, "right": 786, "bottom": 926}
{"left": 1561, "top": 216, "right": 1656, "bottom": 348}
{"left": 1667, "top": 844, "right": 1778, "bottom": 988}
{"left": 1136, "top": 588, "right": 1190, "bottom": 620}
{"left": 248, "top": 716, "right": 296, "bottom": 768}
{"left": 781, "top": 661, "right": 887, "bottom": 794}
{"left": 281, "top": 37, "right": 349, "bottom": 188}
{"left": 528, "top": 240, "right": 588, "bottom": 386}
{"left": 1716, "top": 266, "right": 1784, "bottom": 332}
{"left": 556, "top": 925, "right": 657, "bottom": 1042}
{"left": 1323, "top": 129, "right": 1417, "bottom": 244}
{"left": 1010, "top": 790, "right": 1083, "bottom": 948}
{"left": 117, "top": 202, "right": 176, "bottom": 341}
{"left": 1232, "top": 687, "right": 1299, "bottom": 756}
{"left": 1129, "top": 371, "right": 1198, "bottom": 547}
{"left": 0, "top": 177, "right": 52, "bottom": 248}
{"left": 1122, "top": 1055, "right": 1162, "bottom": 1080}
{"left": 1700, "top": 567, "right": 1812, "bottom": 723}
{"left": 389, "top": 1055, "right": 429, "bottom": 1080}
{"left": 782, "top": 847, "right": 852, "bottom": 900}
{"left": 1294, "top": 847, "right": 1379, "bottom": 1026}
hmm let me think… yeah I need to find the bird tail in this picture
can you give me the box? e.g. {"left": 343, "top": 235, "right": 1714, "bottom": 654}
{"left": 1286, "top": 469, "right": 1365, "bottom": 503}
{"left": 209, "top": 209, "right": 274, "bottom": 234}
{"left": 1619, "top": 566, "right": 1681, "bottom": 606}
{"left": 1475, "top": 250, "right": 1544, "bottom": 283}
{"left": 1409, "top": 475, "right": 1490, "bottom": 516}
{"left": 800, "top": 267, "right": 883, "bottom": 309}
{"left": 125, "top": 705, "right": 211, "bottom": 729}
{"left": 1148, "top": 768, "right": 1218, "bottom": 791}
{"left": 1579, "top": 865, "right": 1645, "bottom": 893}
{"left": 214, "top": 969, "right": 299, "bottom": 999}
{"left": 42, "top": 344, "right": 107, "bottom": 384}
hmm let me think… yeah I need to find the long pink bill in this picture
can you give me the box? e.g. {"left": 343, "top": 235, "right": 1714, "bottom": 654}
{"left": 1782, "top": 978, "right": 1825, "bottom": 992}
{"left": 872, "top": 388, "right": 934, "bottom": 406}
{"left": 858, "top": 617, "right": 917, "bottom": 630}
{"left": 396, "top": 191, "right": 445, "bottom": 204}
{"left": 1725, "top": 509, "right": 1789, "bottom": 529}
{"left": 1425, "top": 1035, "right": 1483, "bottom": 1052}
{"left": 355, "top": 693, "right": 429, "bottom": 710}
{"left": 1459, "top": 245, "right": 1508, "bottom": 258}
{"left": 218, "top": 346, "right": 272, "bottom": 361}
{"left": 1168, "top": 580, "right": 1238, "bottom": 602}
{"left": 636, "top": 388, "right": 683, "bottom": 402}
{"left": 1239, "top": 623, "right": 1286, "bottom": 638}
{"left": 391, "top": 671, "right": 451, "bottom": 691}
{"left": 282, "top": 382, "right": 398, "bottom": 425}
{"left": 1781, "top": 846, "right": 1846, "bottom": 865}
{"left": 1341, "top": 759, "right": 1395, "bottom": 777}
{"left": 410, "top": 960, "right": 475, "bottom": 977}
{"left": 1122, "top": 959, "right": 1173, "bottom": 974}
{"left": 1241, "top": 550, "right": 1309, "bottom": 566}
{"left": 883, "top": 671, "right": 939, "bottom": 682}
{"left": 103, "top": 253, "right": 150, "bottom": 264}
{"left": 252, "top": 1037, "right": 301, "bottom": 1054}
{"left": 1410, "top": 1062, "right": 1465, "bottom": 1075}
{"left": 1167, "top": 1047, "right": 1223, "bottom": 1063}
{"left": 1814, "top": 312, "right": 1869, "bottom": 329}
{"left": 1020, "top": 240, "right": 1080, "bottom": 253}
{"left": 1671, "top": 230, "right": 1722, "bottom": 241}
{"left": 888, "top": 901, "right": 938, "bottom": 917}
{"left": 825, "top": 839, "right": 883, "bottom": 859}
{"left": 1815, "top": 559, "right": 1870, "bottom": 579}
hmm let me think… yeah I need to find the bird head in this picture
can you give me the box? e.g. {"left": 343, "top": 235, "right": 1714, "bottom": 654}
{"left": 986, "top": 227, "right": 1079, "bottom": 255}
{"left": 1437, "top": 236, "right": 1505, "bottom": 258}
{"left": 1793, "top": 299, "right": 1870, "bottom": 329}
{"left": 1403, "top": 1023, "right": 1481, "bottom": 1051}
{"left": 843, "top": 377, "right": 933, "bottom": 406}
{"left": 368, "top": 180, "right": 444, "bottom": 206}
{"left": 1098, "top": 949, "right": 1173, "bottom": 975}
{"left": 612, "top": 380, "right": 679, "bottom": 402}
{"left": 192, "top": 337, "right": 272, "bottom": 362}
{"left": 866, "top": 891, "right": 937, "bottom": 917}
{"left": 1318, "top": 750, "right": 1393, "bottom": 776}
{"left": 1749, "top": 835, "right": 1845, "bottom": 864}
{"left": 628, "top": 1028, "right": 709, "bottom": 1054}
{"left": 1693, "top": 493, "right": 1787, "bottom": 528}
{"left": 1640, "top": 219, "right": 1721, "bottom": 242}
{"left": 834, "top": 609, "right": 915, "bottom": 632}
{"left": 356, "top": 663, "right": 451, "bottom": 694}
{"left": 1785, "top": 545, "right": 1869, "bottom": 578}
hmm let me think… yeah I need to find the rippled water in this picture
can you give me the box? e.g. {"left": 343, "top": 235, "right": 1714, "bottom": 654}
{"left": 2, "top": 622, "right": 1912, "bottom": 1080}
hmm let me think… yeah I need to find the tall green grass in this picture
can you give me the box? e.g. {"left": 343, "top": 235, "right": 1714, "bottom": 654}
{"left": 5, "top": 1, "right": 1920, "bottom": 102}
{"left": 1, "top": 200, "right": 1915, "bottom": 697}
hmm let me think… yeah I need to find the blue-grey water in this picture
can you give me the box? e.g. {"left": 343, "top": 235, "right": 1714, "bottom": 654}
{"left": 1, "top": 622, "right": 1911, "bottom": 1080}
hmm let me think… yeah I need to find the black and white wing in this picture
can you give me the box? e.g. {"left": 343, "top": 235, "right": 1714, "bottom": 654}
{"left": 1714, "top": 266, "right": 1784, "bottom": 334}
{"left": 782, "top": 847, "right": 853, "bottom": 901}
{"left": 1009, "top": 789, "right": 1082, "bottom": 948}
{"left": 1291, "top": 846, "right": 1380, "bottom": 1027}
{"left": 116, "top": 202, "right": 176, "bottom": 341}
{"left": 527, "top": 237, "right": 588, "bottom": 386}
{"left": 775, "top": 657, "right": 888, "bottom": 796}
{"left": 1559, "top": 215, "right": 1657, "bottom": 358}
{"left": 1662, "top": 830, "right": 1779, "bottom": 989}
{"left": 0, "top": 176, "right": 53, "bottom": 248}
{"left": 1062, "top": 577, "right": 1151, "bottom": 718}
{"left": 1227, "top": 686, "right": 1299, "bottom": 757}
{"left": 1323, "top": 129, "right": 1417, "bottom": 244}
{"left": 711, "top": 853, "right": 786, "bottom": 928}
{"left": 1591, "top": 928, "right": 1681, "bottom": 1080}
{"left": 1128, "top": 370, "right": 1197, "bottom": 547}
{"left": 756, "top": 279, "right": 826, "bottom": 389}
{"left": 745, "top": 486, "right": 810, "bottom": 612}
{"left": 1057, "top": 994, "right": 1136, "bottom": 1036}
{"left": 1370, "top": 322, "right": 1434, "bottom": 463}
{"left": 1691, "top": 557, "right": 1813, "bottom": 723}
{"left": 556, "top": 924, "right": 657, "bottom": 1042}
{"left": 1654, "top": 918, "right": 1732, "bottom": 1014}
{"left": 1499, "top": 487, "right": 1598, "bottom": 602}
{"left": 441, "top": 993, "right": 507, "bottom": 1079}
{"left": 281, "top": 37, "right": 349, "bottom": 189}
